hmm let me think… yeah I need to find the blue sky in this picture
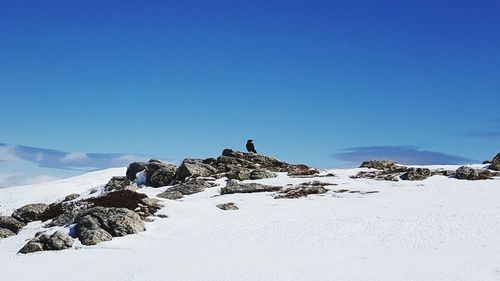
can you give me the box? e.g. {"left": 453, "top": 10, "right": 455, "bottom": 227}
{"left": 0, "top": 0, "right": 499, "bottom": 186}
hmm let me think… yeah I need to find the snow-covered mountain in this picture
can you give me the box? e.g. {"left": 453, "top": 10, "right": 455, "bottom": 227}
{"left": 1, "top": 151, "right": 499, "bottom": 281}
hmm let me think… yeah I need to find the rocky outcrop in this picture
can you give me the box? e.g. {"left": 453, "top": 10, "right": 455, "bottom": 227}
{"left": 490, "top": 153, "right": 500, "bottom": 171}
{"left": 12, "top": 203, "right": 50, "bottom": 223}
{"left": 18, "top": 231, "right": 73, "bottom": 254}
{"left": 274, "top": 181, "right": 329, "bottom": 199}
{"left": 104, "top": 176, "right": 136, "bottom": 193}
{"left": 157, "top": 190, "right": 183, "bottom": 200}
{"left": 454, "top": 166, "right": 492, "bottom": 180}
{"left": 0, "top": 216, "right": 26, "bottom": 234}
{"left": 176, "top": 159, "right": 218, "bottom": 182}
{"left": 360, "top": 160, "right": 397, "bottom": 170}
{"left": 401, "top": 168, "right": 432, "bottom": 181}
{"left": 216, "top": 203, "right": 239, "bottom": 210}
{"left": 0, "top": 228, "right": 15, "bottom": 238}
{"left": 150, "top": 166, "right": 177, "bottom": 187}
{"left": 126, "top": 162, "right": 147, "bottom": 181}
{"left": 75, "top": 207, "right": 145, "bottom": 246}
{"left": 220, "top": 181, "right": 282, "bottom": 195}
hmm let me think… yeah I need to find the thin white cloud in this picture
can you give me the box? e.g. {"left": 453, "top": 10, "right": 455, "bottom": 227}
{"left": 0, "top": 172, "right": 59, "bottom": 188}
{"left": 0, "top": 145, "right": 21, "bottom": 162}
{"left": 61, "top": 152, "right": 89, "bottom": 163}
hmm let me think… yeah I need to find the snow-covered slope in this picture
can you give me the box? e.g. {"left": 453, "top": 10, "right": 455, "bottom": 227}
{"left": 1, "top": 167, "right": 499, "bottom": 281}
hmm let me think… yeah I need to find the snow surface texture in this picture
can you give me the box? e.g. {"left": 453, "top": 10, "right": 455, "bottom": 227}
{"left": 0, "top": 167, "right": 499, "bottom": 281}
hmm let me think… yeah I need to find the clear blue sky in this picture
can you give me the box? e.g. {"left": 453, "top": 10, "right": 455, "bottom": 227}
{"left": 1, "top": 0, "right": 499, "bottom": 169}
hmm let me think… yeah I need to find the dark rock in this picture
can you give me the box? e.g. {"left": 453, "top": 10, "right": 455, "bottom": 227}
{"left": 137, "top": 198, "right": 163, "bottom": 218}
{"left": 104, "top": 176, "right": 136, "bottom": 193}
{"left": 482, "top": 160, "right": 492, "bottom": 164}
{"left": 274, "top": 186, "right": 328, "bottom": 199}
{"left": 12, "top": 203, "right": 50, "bottom": 223}
{"left": 455, "top": 166, "right": 492, "bottom": 180}
{"left": 216, "top": 203, "right": 239, "bottom": 210}
{"left": 249, "top": 169, "right": 276, "bottom": 180}
{"left": 432, "top": 170, "right": 456, "bottom": 177}
{"left": 126, "top": 162, "right": 147, "bottom": 181}
{"left": 150, "top": 166, "right": 176, "bottom": 187}
{"left": 176, "top": 159, "right": 218, "bottom": 182}
{"left": 0, "top": 228, "right": 15, "bottom": 238}
{"left": 157, "top": 190, "right": 184, "bottom": 200}
{"left": 45, "top": 210, "right": 80, "bottom": 227}
{"left": 86, "top": 189, "right": 148, "bottom": 210}
{"left": 63, "top": 193, "right": 80, "bottom": 201}
{"left": 284, "top": 164, "right": 320, "bottom": 176}
{"left": 490, "top": 153, "right": 500, "bottom": 171}
{"left": 401, "top": 168, "right": 432, "bottom": 181}
{"left": 360, "top": 160, "right": 397, "bottom": 170}
{"left": 145, "top": 159, "right": 177, "bottom": 185}
{"left": 75, "top": 207, "right": 144, "bottom": 245}
{"left": 224, "top": 167, "right": 253, "bottom": 181}
{"left": 221, "top": 181, "right": 282, "bottom": 195}
{"left": 0, "top": 216, "right": 26, "bottom": 234}
{"left": 18, "top": 231, "right": 73, "bottom": 254}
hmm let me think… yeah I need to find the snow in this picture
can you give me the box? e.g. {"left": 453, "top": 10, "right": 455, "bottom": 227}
{"left": 1, "top": 167, "right": 500, "bottom": 281}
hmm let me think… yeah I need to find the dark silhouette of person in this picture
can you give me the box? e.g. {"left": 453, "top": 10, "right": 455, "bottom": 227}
{"left": 246, "top": 139, "right": 257, "bottom": 153}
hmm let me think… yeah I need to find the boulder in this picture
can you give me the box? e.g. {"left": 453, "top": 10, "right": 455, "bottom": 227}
{"left": 220, "top": 181, "right": 282, "bottom": 195}
{"left": 85, "top": 189, "right": 148, "bottom": 211}
{"left": 360, "top": 160, "right": 397, "bottom": 170}
{"left": 274, "top": 185, "right": 328, "bottom": 199}
{"left": 104, "top": 176, "right": 136, "bottom": 193}
{"left": 176, "top": 159, "right": 218, "bottom": 182}
{"left": 63, "top": 193, "right": 80, "bottom": 201}
{"left": 18, "top": 231, "right": 73, "bottom": 254}
{"left": 455, "top": 166, "right": 491, "bottom": 180}
{"left": 0, "top": 216, "right": 26, "bottom": 234}
{"left": 249, "top": 169, "right": 276, "bottom": 180}
{"left": 490, "top": 153, "right": 500, "bottom": 171}
{"left": 224, "top": 167, "right": 253, "bottom": 181}
{"left": 45, "top": 210, "right": 80, "bottom": 227}
{"left": 157, "top": 178, "right": 214, "bottom": 199}
{"left": 12, "top": 203, "right": 50, "bottom": 223}
{"left": 401, "top": 168, "right": 432, "bottom": 181}
{"left": 150, "top": 166, "right": 176, "bottom": 187}
{"left": 0, "top": 228, "right": 15, "bottom": 239}
{"left": 126, "top": 162, "right": 147, "bottom": 181}
{"left": 145, "top": 159, "right": 177, "bottom": 185}
{"left": 75, "top": 207, "right": 145, "bottom": 245}
{"left": 216, "top": 203, "right": 239, "bottom": 210}
{"left": 157, "top": 190, "right": 183, "bottom": 200}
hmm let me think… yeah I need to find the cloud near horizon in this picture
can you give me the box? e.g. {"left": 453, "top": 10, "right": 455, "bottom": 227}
{"left": 333, "top": 145, "right": 474, "bottom": 166}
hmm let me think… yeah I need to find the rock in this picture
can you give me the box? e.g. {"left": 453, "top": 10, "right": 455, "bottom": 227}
{"left": 150, "top": 166, "right": 176, "bottom": 187}
{"left": 401, "top": 168, "right": 432, "bottom": 181}
{"left": 224, "top": 167, "right": 253, "bottom": 181}
{"left": 75, "top": 207, "right": 145, "bottom": 245}
{"left": 432, "top": 170, "right": 456, "bottom": 177}
{"left": 455, "top": 166, "right": 492, "bottom": 180}
{"left": 45, "top": 210, "right": 80, "bottom": 227}
{"left": 104, "top": 176, "right": 136, "bottom": 193}
{"left": 18, "top": 231, "right": 73, "bottom": 254}
{"left": 0, "top": 216, "right": 26, "bottom": 234}
{"left": 360, "top": 160, "right": 397, "bottom": 170}
{"left": 482, "top": 160, "right": 492, "bottom": 164}
{"left": 137, "top": 198, "right": 163, "bottom": 218}
{"left": 490, "top": 153, "right": 500, "bottom": 171}
{"left": 157, "top": 190, "right": 184, "bottom": 200}
{"left": 220, "top": 181, "right": 282, "bottom": 195}
{"left": 274, "top": 186, "right": 328, "bottom": 199}
{"left": 126, "top": 162, "right": 147, "bottom": 181}
{"left": 85, "top": 189, "right": 149, "bottom": 212}
{"left": 284, "top": 164, "right": 320, "bottom": 176}
{"left": 216, "top": 203, "right": 239, "bottom": 210}
{"left": 12, "top": 203, "right": 50, "bottom": 223}
{"left": 249, "top": 169, "right": 276, "bottom": 180}
{"left": 145, "top": 159, "right": 177, "bottom": 185}
{"left": 0, "top": 228, "right": 15, "bottom": 238}
{"left": 63, "top": 193, "right": 80, "bottom": 201}
{"left": 176, "top": 159, "right": 218, "bottom": 182}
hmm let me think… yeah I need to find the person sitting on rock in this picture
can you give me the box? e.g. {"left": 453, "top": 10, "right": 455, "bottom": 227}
{"left": 246, "top": 139, "right": 257, "bottom": 153}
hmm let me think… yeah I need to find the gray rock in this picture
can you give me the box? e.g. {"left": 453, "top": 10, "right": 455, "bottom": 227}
{"left": 157, "top": 190, "right": 184, "bottom": 200}
{"left": 63, "top": 193, "right": 80, "bottom": 201}
{"left": 145, "top": 159, "right": 176, "bottom": 185}
{"left": 249, "top": 169, "right": 276, "bottom": 180}
{"left": 150, "top": 166, "right": 176, "bottom": 187}
{"left": 274, "top": 186, "right": 328, "bottom": 199}
{"left": 45, "top": 209, "right": 80, "bottom": 227}
{"left": 401, "top": 168, "right": 432, "bottom": 181}
{"left": 360, "top": 160, "right": 397, "bottom": 170}
{"left": 0, "top": 216, "right": 26, "bottom": 234}
{"left": 455, "top": 166, "right": 491, "bottom": 180}
{"left": 216, "top": 203, "right": 239, "bottom": 210}
{"left": 127, "top": 162, "right": 147, "bottom": 181}
{"left": 176, "top": 159, "right": 218, "bottom": 182}
{"left": 75, "top": 207, "right": 145, "bottom": 246}
{"left": 0, "top": 228, "right": 15, "bottom": 238}
{"left": 224, "top": 167, "right": 253, "bottom": 181}
{"left": 490, "top": 153, "right": 500, "bottom": 171}
{"left": 12, "top": 203, "right": 50, "bottom": 223}
{"left": 221, "top": 181, "right": 282, "bottom": 195}
{"left": 104, "top": 176, "right": 136, "bottom": 193}
{"left": 18, "top": 231, "right": 73, "bottom": 254}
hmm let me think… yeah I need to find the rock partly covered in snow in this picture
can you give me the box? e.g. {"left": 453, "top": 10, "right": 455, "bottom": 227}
{"left": 11, "top": 203, "right": 50, "bottom": 223}
{"left": 126, "top": 162, "right": 147, "bottom": 181}
{"left": 401, "top": 168, "right": 432, "bottom": 181}
{"left": 157, "top": 178, "right": 214, "bottom": 199}
{"left": 274, "top": 181, "right": 329, "bottom": 199}
{"left": 0, "top": 216, "right": 26, "bottom": 234}
{"left": 490, "top": 153, "right": 500, "bottom": 171}
{"left": 220, "top": 180, "right": 282, "bottom": 195}
{"left": 454, "top": 166, "right": 493, "bottom": 180}
{"left": 216, "top": 203, "right": 239, "bottom": 210}
{"left": 0, "top": 228, "right": 15, "bottom": 239}
{"left": 18, "top": 231, "right": 73, "bottom": 254}
{"left": 104, "top": 176, "right": 136, "bottom": 193}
